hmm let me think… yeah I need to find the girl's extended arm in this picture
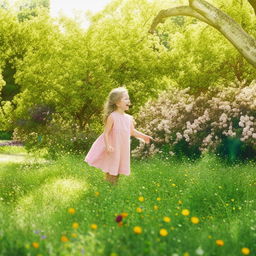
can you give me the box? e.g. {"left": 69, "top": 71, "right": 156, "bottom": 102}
{"left": 104, "top": 115, "right": 114, "bottom": 152}
{"left": 130, "top": 117, "right": 153, "bottom": 144}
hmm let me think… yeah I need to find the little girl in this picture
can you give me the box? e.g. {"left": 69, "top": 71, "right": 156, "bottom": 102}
{"left": 84, "top": 87, "right": 153, "bottom": 185}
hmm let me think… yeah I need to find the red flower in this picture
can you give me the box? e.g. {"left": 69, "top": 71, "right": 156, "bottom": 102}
{"left": 115, "top": 215, "right": 123, "bottom": 223}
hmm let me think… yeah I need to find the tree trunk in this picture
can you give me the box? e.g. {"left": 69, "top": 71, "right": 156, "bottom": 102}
{"left": 150, "top": 0, "right": 256, "bottom": 68}
{"left": 248, "top": 0, "right": 256, "bottom": 15}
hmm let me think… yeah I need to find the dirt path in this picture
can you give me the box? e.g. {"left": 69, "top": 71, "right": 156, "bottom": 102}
{"left": 0, "top": 153, "right": 50, "bottom": 164}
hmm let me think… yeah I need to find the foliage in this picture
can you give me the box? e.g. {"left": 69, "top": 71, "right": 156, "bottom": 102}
{"left": 0, "top": 130, "right": 12, "bottom": 140}
{"left": 1, "top": 0, "right": 256, "bottom": 154}
{"left": 155, "top": 2, "right": 256, "bottom": 93}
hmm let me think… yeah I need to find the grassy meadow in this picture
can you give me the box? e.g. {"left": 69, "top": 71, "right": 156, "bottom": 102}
{"left": 0, "top": 146, "right": 255, "bottom": 256}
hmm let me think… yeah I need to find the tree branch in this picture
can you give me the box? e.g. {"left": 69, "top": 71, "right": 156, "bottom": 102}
{"left": 149, "top": 0, "right": 256, "bottom": 68}
{"left": 247, "top": 0, "right": 256, "bottom": 15}
{"left": 149, "top": 6, "right": 215, "bottom": 33}
{"left": 189, "top": 0, "right": 256, "bottom": 67}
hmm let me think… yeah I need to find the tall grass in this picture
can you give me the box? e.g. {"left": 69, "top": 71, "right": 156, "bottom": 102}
{"left": 0, "top": 152, "right": 255, "bottom": 256}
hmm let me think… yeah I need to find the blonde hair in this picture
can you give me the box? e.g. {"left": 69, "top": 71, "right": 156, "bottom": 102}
{"left": 103, "top": 87, "right": 128, "bottom": 124}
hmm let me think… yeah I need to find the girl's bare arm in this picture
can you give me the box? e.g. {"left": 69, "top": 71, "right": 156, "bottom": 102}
{"left": 104, "top": 115, "right": 114, "bottom": 152}
{"left": 130, "top": 117, "right": 153, "bottom": 144}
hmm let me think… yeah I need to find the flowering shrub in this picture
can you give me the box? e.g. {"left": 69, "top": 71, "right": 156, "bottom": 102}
{"left": 132, "top": 79, "right": 256, "bottom": 160}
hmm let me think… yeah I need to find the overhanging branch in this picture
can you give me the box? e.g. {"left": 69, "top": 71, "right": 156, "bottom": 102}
{"left": 149, "top": 6, "right": 215, "bottom": 33}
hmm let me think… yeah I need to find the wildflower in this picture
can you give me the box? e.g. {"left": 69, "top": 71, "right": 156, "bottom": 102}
{"left": 61, "top": 236, "right": 69, "bottom": 242}
{"left": 191, "top": 217, "right": 200, "bottom": 224}
{"left": 178, "top": 200, "right": 183, "bottom": 205}
{"left": 115, "top": 215, "right": 123, "bottom": 223}
{"left": 133, "top": 226, "right": 142, "bottom": 234}
{"left": 195, "top": 246, "right": 204, "bottom": 255}
{"left": 159, "top": 228, "right": 168, "bottom": 236}
{"left": 138, "top": 196, "right": 144, "bottom": 202}
{"left": 216, "top": 240, "right": 224, "bottom": 246}
{"left": 68, "top": 208, "right": 76, "bottom": 214}
{"left": 121, "top": 212, "right": 128, "bottom": 218}
{"left": 72, "top": 222, "right": 79, "bottom": 229}
{"left": 118, "top": 222, "right": 123, "bottom": 227}
{"left": 32, "top": 242, "right": 39, "bottom": 248}
{"left": 163, "top": 216, "right": 171, "bottom": 223}
{"left": 136, "top": 207, "right": 143, "bottom": 213}
{"left": 71, "top": 233, "right": 78, "bottom": 238}
{"left": 181, "top": 209, "right": 190, "bottom": 216}
{"left": 90, "top": 224, "right": 98, "bottom": 230}
{"left": 183, "top": 252, "right": 190, "bottom": 256}
{"left": 172, "top": 183, "right": 176, "bottom": 187}
{"left": 157, "top": 197, "right": 161, "bottom": 201}
{"left": 95, "top": 192, "right": 100, "bottom": 196}
{"left": 154, "top": 205, "right": 159, "bottom": 210}
{"left": 241, "top": 248, "right": 250, "bottom": 255}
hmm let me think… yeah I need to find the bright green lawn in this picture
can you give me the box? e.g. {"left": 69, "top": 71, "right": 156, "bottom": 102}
{"left": 0, "top": 149, "right": 255, "bottom": 256}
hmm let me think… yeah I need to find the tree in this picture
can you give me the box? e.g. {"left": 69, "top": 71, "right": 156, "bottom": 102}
{"left": 15, "top": 0, "right": 50, "bottom": 21}
{"left": 150, "top": 0, "right": 256, "bottom": 68}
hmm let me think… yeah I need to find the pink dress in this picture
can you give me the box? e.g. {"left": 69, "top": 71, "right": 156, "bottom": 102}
{"left": 84, "top": 111, "right": 132, "bottom": 176}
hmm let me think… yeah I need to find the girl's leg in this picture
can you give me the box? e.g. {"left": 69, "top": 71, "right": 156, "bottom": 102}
{"left": 105, "top": 173, "right": 119, "bottom": 185}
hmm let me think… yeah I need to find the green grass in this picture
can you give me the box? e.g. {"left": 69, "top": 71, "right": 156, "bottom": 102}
{"left": 0, "top": 151, "right": 255, "bottom": 256}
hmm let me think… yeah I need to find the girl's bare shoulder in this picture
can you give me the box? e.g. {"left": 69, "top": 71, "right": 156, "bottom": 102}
{"left": 125, "top": 113, "right": 134, "bottom": 121}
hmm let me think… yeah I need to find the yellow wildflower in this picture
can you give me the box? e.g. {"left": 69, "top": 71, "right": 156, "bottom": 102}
{"left": 90, "top": 224, "right": 98, "bottom": 230}
{"left": 163, "top": 216, "right": 171, "bottom": 223}
{"left": 61, "top": 236, "right": 69, "bottom": 242}
{"left": 241, "top": 248, "right": 250, "bottom": 255}
{"left": 133, "top": 226, "right": 142, "bottom": 234}
{"left": 32, "top": 242, "right": 39, "bottom": 248}
{"left": 159, "top": 228, "right": 168, "bottom": 236}
{"left": 121, "top": 212, "right": 128, "bottom": 218}
{"left": 191, "top": 217, "right": 200, "bottom": 224}
{"left": 181, "top": 209, "right": 190, "bottom": 216}
{"left": 68, "top": 208, "right": 75, "bottom": 214}
{"left": 216, "top": 240, "right": 224, "bottom": 246}
{"left": 136, "top": 207, "right": 142, "bottom": 213}
{"left": 138, "top": 196, "right": 144, "bottom": 202}
{"left": 72, "top": 222, "right": 79, "bottom": 229}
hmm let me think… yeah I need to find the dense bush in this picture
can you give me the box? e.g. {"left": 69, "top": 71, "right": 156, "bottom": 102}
{"left": 132, "top": 79, "right": 256, "bottom": 161}
{"left": 0, "top": 130, "right": 12, "bottom": 140}
{"left": 12, "top": 113, "right": 101, "bottom": 158}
